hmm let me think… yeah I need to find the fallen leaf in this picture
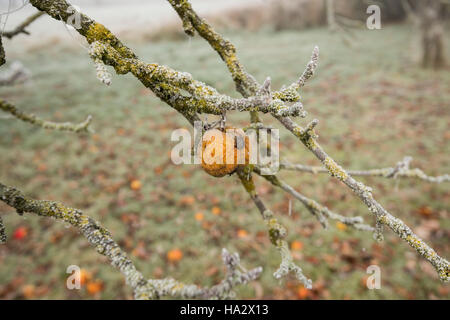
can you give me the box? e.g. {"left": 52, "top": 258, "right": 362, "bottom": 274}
{"left": 194, "top": 212, "right": 204, "bottom": 222}
{"left": 167, "top": 248, "right": 183, "bottom": 262}
{"left": 237, "top": 229, "right": 249, "bottom": 238}
{"left": 86, "top": 280, "right": 104, "bottom": 295}
{"left": 13, "top": 227, "right": 28, "bottom": 240}
{"left": 418, "top": 206, "right": 433, "bottom": 217}
{"left": 212, "top": 206, "right": 221, "bottom": 215}
{"left": 79, "top": 269, "right": 92, "bottom": 286}
{"left": 130, "top": 179, "right": 142, "bottom": 191}
{"left": 297, "top": 286, "right": 309, "bottom": 299}
{"left": 22, "top": 285, "right": 35, "bottom": 299}
{"left": 290, "top": 241, "right": 304, "bottom": 251}
{"left": 179, "top": 195, "right": 195, "bottom": 206}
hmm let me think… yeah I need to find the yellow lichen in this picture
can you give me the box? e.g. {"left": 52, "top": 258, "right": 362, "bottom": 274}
{"left": 86, "top": 23, "right": 134, "bottom": 59}
{"left": 323, "top": 157, "right": 348, "bottom": 181}
{"left": 86, "top": 23, "right": 114, "bottom": 45}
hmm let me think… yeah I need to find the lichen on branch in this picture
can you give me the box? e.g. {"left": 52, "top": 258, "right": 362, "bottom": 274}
{"left": 10, "top": 0, "right": 447, "bottom": 297}
{"left": 0, "top": 216, "right": 6, "bottom": 244}
{"left": 170, "top": 0, "right": 449, "bottom": 284}
{"left": 0, "top": 36, "right": 5, "bottom": 67}
{"left": 280, "top": 157, "right": 450, "bottom": 183}
{"left": 237, "top": 168, "right": 312, "bottom": 289}
{"left": 276, "top": 116, "right": 449, "bottom": 282}
{"left": 0, "top": 99, "right": 93, "bottom": 133}
{"left": 88, "top": 41, "right": 299, "bottom": 117}
{"left": 254, "top": 168, "right": 373, "bottom": 232}
{"left": 0, "top": 182, "right": 261, "bottom": 299}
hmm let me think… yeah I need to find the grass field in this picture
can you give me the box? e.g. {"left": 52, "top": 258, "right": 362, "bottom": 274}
{"left": 0, "top": 23, "right": 449, "bottom": 299}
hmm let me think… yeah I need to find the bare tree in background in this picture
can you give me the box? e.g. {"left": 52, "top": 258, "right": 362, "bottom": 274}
{"left": 325, "top": 0, "right": 366, "bottom": 46}
{"left": 0, "top": 0, "right": 449, "bottom": 299}
{"left": 402, "top": 0, "right": 448, "bottom": 68}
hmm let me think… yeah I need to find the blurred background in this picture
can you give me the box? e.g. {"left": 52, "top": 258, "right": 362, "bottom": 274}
{"left": 0, "top": 0, "right": 449, "bottom": 299}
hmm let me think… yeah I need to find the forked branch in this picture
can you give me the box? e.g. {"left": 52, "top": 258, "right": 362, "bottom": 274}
{"left": 0, "top": 183, "right": 261, "bottom": 299}
{"left": 5, "top": 0, "right": 446, "bottom": 297}
{"left": 169, "top": 0, "right": 449, "bottom": 282}
{"left": 237, "top": 168, "right": 312, "bottom": 288}
{"left": 280, "top": 157, "right": 450, "bottom": 183}
{"left": 2, "top": 12, "right": 45, "bottom": 39}
{"left": 254, "top": 167, "right": 374, "bottom": 232}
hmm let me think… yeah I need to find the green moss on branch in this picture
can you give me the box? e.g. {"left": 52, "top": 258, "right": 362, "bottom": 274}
{"left": 0, "top": 99, "right": 92, "bottom": 133}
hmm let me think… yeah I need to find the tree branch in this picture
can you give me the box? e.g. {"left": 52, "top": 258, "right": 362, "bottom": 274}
{"left": 19, "top": 0, "right": 448, "bottom": 294}
{"left": 0, "top": 215, "right": 6, "bottom": 244}
{"left": 280, "top": 157, "right": 450, "bottom": 183}
{"left": 275, "top": 116, "right": 449, "bottom": 281}
{"left": 254, "top": 167, "right": 374, "bottom": 232}
{"left": 167, "top": 0, "right": 260, "bottom": 98}
{"left": 0, "top": 99, "right": 93, "bottom": 133}
{"left": 273, "top": 46, "right": 319, "bottom": 103}
{"left": 0, "top": 182, "right": 261, "bottom": 299}
{"left": 0, "top": 36, "right": 5, "bottom": 67}
{"left": 2, "top": 12, "right": 45, "bottom": 39}
{"left": 27, "top": 0, "right": 304, "bottom": 127}
{"left": 88, "top": 41, "right": 300, "bottom": 117}
{"left": 0, "top": 61, "right": 31, "bottom": 86}
{"left": 170, "top": 0, "right": 449, "bottom": 283}
{"left": 147, "top": 248, "right": 262, "bottom": 299}
{"left": 237, "top": 168, "right": 312, "bottom": 288}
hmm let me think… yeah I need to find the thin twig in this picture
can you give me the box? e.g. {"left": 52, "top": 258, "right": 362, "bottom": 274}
{"left": 280, "top": 158, "right": 450, "bottom": 183}
{"left": 0, "top": 36, "right": 5, "bottom": 66}
{"left": 0, "top": 99, "right": 93, "bottom": 133}
{"left": 254, "top": 167, "right": 374, "bottom": 232}
{"left": 237, "top": 168, "right": 312, "bottom": 288}
{"left": 0, "top": 216, "right": 6, "bottom": 244}
{"left": 2, "top": 12, "right": 45, "bottom": 39}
